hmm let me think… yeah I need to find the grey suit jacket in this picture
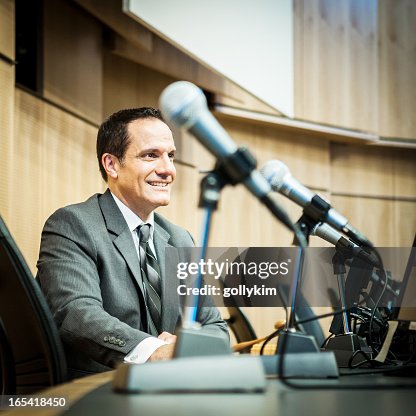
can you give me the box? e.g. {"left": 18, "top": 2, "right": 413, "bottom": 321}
{"left": 37, "top": 189, "right": 228, "bottom": 378}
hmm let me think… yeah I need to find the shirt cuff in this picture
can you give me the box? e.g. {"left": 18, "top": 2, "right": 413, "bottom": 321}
{"left": 124, "top": 337, "right": 168, "bottom": 364}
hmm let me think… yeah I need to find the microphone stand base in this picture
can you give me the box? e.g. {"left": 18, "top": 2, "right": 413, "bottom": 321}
{"left": 261, "top": 352, "right": 339, "bottom": 379}
{"left": 325, "top": 333, "right": 372, "bottom": 368}
{"left": 113, "top": 355, "right": 266, "bottom": 393}
{"left": 276, "top": 330, "right": 321, "bottom": 354}
{"left": 174, "top": 327, "right": 231, "bottom": 358}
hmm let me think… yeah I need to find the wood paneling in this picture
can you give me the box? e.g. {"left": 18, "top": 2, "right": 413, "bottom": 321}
{"left": 378, "top": 0, "right": 416, "bottom": 139}
{"left": 217, "top": 117, "right": 331, "bottom": 192}
{"left": 11, "top": 90, "right": 105, "bottom": 273}
{"left": 331, "top": 195, "right": 416, "bottom": 247}
{"left": 0, "top": 0, "right": 14, "bottom": 59}
{"left": 393, "top": 200, "right": 416, "bottom": 246}
{"left": 43, "top": 0, "right": 103, "bottom": 124}
{"left": 74, "top": 0, "right": 283, "bottom": 115}
{"left": 295, "top": 0, "right": 416, "bottom": 141}
{"left": 0, "top": 0, "right": 14, "bottom": 229}
{"left": 102, "top": 51, "right": 176, "bottom": 116}
{"left": 109, "top": 33, "right": 281, "bottom": 116}
{"left": 73, "top": 0, "right": 153, "bottom": 52}
{"left": 330, "top": 142, "right": 416, "bottom": 198}
{"left": 294, "top": 0, "right": 378, "bottom": 133}
{"left": 10, "top": 91, "right": 45, "bottom": 269}
{"left": 0, "top": 61, "right": 14, "bottom": 223}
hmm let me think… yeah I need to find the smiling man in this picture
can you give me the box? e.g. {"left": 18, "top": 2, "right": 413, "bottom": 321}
{"left": 37, "top": 108, "right": 228, "bottom": 379}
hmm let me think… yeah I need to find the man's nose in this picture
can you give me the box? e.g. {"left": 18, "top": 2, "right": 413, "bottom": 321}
{"left": 156, "top": 154, "right": 175, "bottom": 176}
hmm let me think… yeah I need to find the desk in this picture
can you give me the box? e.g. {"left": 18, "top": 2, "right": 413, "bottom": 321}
{"left": 1, "top": 372, "right": 113, "bottom": 416}
{"left": 1, "top": 368, "right": 415, "bottom": 416}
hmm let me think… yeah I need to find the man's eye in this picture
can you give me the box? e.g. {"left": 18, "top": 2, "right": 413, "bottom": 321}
{"left": 143, "top": 153, "right": 157, "bottom": 158}
{"left": 168, "top": 153, "right": 175, "bottom": 160}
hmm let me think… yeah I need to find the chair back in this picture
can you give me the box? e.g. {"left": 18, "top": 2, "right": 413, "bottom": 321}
{"left": 0, "top": 216, "right": 67, "bottom": 394}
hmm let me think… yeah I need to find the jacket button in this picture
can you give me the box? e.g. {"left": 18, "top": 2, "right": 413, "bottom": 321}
{"left": 104, "top": 336, "right": 109, "bottom": 342}
{"left": 119, "top": 341, "right": 126, "bottom": 347}
{"left": 109, "top": 336, "right": 115, "bottom": 344}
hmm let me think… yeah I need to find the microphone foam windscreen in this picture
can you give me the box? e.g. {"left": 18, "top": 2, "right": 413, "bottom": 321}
{"left": 159, "top": 81, "right": 206, "bottom": 129}
{"left": 260, "top": 160, "right": 290, "bottom": 191}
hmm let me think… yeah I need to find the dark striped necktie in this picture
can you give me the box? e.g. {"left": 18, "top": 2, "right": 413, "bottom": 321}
{"left": 137, "top": 223, "right": 162, "bottom": 335}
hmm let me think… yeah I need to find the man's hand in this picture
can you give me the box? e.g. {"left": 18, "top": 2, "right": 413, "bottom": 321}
{"left": 148, "top": 332, "right": 177, "bottom": 362}
{"left": 158, "top": 331, "right": 177, "bottom": 344}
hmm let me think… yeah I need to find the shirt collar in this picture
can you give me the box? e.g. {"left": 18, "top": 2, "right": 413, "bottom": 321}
{"left": 110, "top": 191, "right": 154, "bottom": 237}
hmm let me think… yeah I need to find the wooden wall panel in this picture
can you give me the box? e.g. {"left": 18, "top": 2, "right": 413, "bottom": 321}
{"left": 73, "top": 0, "right": 153, "bottom": 52}
{"left": 11, "top": 90, "right": 105, "bottom": 274}
{"left": 11, "top": 91, "right": 46, "bottom": 272}
{"left": 330, "top": 142, "right": 416, "bottom": 198}
{"left": 0, "top": 61, "right": 14, "bottom": 224}
{"left": 294, "top": 0, "right": 378, "bottom": 133}
{"left": 378, "top": 0, "right": 416, "bottom": 139}
{"left": 43, "top": 0, "right": 103, "bottom": 124}
{"left": 393, "top": 200, "right": 416, "bottom": 246}
{"left": 102, "top": 51, "right": 177, "bottom": 117}
{"left": 109, "top": 33, "right": 280, "bottom": 116}
{"left": 41, "top": 101, "right": 105, "bottom": 213}
{"left": 331, "top": 195, "right": 416, "bottom": 247}
{"left": 0, "top": 0, "right": 14, "bottom": 59}
{"left": 295, "top": 0, "right": 416, "bottom": 140}
{"left": 0, "top": 1, "right": 14, "bottom": 226}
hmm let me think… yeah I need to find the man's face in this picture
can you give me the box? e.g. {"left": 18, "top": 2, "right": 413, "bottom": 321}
{"left": 111, "top": 118, "right": 176, "bottom": 220}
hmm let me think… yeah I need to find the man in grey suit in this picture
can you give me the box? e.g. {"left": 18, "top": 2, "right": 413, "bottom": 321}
{"left": 37, "top": 107, "right": 228, "bottom": 379}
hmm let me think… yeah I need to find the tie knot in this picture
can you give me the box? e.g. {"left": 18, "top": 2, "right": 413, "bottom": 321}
{"left": 138, "top": 223, "right": 151, "bottom": 244}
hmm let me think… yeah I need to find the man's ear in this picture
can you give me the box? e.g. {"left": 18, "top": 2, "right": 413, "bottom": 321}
{"left": 101, "top": 153, "right": 119, "bottom": 179}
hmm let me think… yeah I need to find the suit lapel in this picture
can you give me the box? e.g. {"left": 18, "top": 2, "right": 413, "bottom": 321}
{"left": 98, "top": 190, "right": 145, "bottom": 296}
{"left": 98, "top": 190, "right": 181, "bottom": 333}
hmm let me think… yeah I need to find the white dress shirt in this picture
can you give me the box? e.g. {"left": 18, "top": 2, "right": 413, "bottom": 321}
{"left": 110, "top": 192, "right": 168, "bottom": 363}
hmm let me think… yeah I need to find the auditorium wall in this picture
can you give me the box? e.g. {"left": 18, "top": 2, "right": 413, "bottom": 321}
{"left": 1, "top": 0, "right": 415, "bottom": 339}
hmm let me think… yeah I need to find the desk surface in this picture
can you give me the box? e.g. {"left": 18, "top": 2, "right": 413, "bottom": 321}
{"left": 2, "top": 368, "right": 416, "bottom": 416}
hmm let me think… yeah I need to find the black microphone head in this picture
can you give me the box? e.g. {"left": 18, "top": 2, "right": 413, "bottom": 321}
{"left": 260, "top": 160, "right": 290, "bottom": 191}
{"left": 159, "top": 81, "right": 207, "bottom": 129}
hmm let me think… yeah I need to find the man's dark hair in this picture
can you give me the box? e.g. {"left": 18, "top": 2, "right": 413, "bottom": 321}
{"left": 96, "top": 107, "right": 164, "bottom": 181}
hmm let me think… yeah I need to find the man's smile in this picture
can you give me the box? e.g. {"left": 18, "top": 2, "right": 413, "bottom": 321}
{"left": 147, "top": 181, "right": 171, "bottom": 188}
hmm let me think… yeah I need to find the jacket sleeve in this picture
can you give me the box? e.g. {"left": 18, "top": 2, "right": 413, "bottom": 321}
{"left": 36, "top": 207, "right": 150, "bottom": 368}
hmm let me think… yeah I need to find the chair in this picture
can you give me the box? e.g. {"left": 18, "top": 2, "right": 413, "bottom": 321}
{"left": 226, "top": 307, "right": 257, "bottom": 344}
{"left": 0, "top": 215, "right": 67, "bottom": 394}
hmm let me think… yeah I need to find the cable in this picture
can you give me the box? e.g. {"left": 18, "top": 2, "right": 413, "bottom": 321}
{"left": 259, "top": 328, "right": 282, "bottom": 356}
{"left": 275, "top": 244, "right": 416, "bottom": 389}
{"left": 259, "top": 270, "right": 290, "bottom": 355}
{"left": 296, "top": 305, "right": 353, "bottom": 325}
{"left": 348, "top": 349, "right": 373, "bottom": 369}
{"left": 321, "top": 333, "right": 335, "bottom": 349}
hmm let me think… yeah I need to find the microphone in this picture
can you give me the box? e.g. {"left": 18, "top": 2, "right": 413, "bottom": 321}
{"left": 311, "top": 221, "right": 355, "bottom": 249}
{"left": 260, "top": 160, "right": 373, "bottom": 247}
{"left": 159, "top": 81, "right": 304, "bottom": 244}
{"left": 312, "top": 222, "right": 398, "bottom": 296}
{"left": 311, "top": 222, "right": 379, "bottom": 267}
